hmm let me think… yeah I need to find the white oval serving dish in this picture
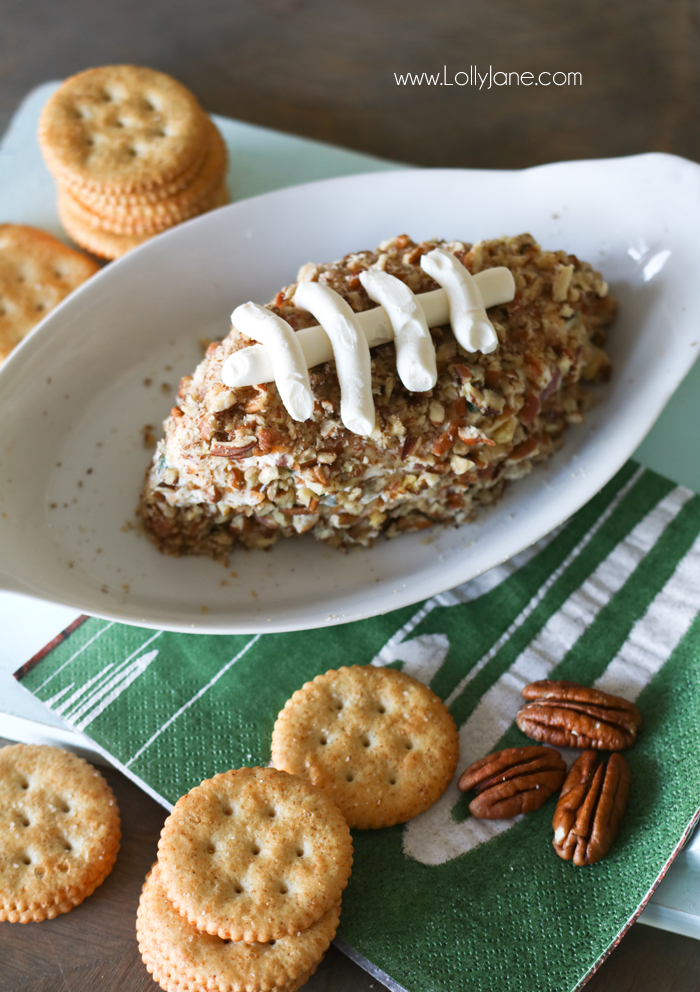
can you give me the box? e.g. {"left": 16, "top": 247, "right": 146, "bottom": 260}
{"left": 0, "top": 154, "right": 699, "bottom": 633}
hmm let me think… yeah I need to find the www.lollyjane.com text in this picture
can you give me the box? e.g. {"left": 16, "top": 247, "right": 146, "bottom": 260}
{"left": 394, "top": 66, "right": 582, "bottom": 89}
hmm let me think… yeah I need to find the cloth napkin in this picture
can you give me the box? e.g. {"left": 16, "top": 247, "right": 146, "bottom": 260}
{"left": 15, "top": 459, "right": 700, "bottom": 992}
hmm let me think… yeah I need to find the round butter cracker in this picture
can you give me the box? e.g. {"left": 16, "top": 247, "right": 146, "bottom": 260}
{"left": 0, "top": 224, "right": 99, "bottom": 362}
{"left": 137, "top": 863, "right": 337, "bottom": 992}
{"left": 0, "top": 744, "right": 120, "bottom": 922}
{"left": 39, "top": 65, "right": 209, "bottom": 195}
{"left": 157, "top": 766, "right": 352, "bottom": 943}
{"left": 271, "top": 665, "right": 459, "bottom": 829}
{"left": 76, "top": 119, "right": 228, "bottom": 233}
{"left": 73, "top": 133, "right": 209, "bottom": 207}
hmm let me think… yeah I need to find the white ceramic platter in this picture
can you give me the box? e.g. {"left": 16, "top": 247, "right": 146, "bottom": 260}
{"left": 0, "top": 154, "right": 699, "bottom": 633}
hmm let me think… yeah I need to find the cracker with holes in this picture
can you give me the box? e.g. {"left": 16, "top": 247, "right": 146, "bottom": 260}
{"left": 72, "top": 120, "right": 228, "bottom": 234}
{"left": 0, "top": 743, "right": 120, "bottom": 922}
{"left": 0, "top": 224, "right": 99, "bottom": 363}
{"left": 38, "top": 65, "right": 209, "bottom": 195}
{"left": 271, "top": 665, "right": 459, "bottom": 829}
{"left": 39, "top": 66, "right": 229, "bottom": 259}
{"left": 137, "top": 863, "right": 337, "bottom": 992}
{"left": 157, "top": 766, "right": 352, "bottom": 943}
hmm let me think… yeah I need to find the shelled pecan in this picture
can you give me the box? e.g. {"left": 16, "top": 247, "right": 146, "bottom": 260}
{"left": 552, "top": 750, "right": 631, "bottom": 865}
{"left": 516, "top": 680, "right": 642, "bottom": 750}
{"left": 458, "top": 745, "right": 566, "bottom": 819}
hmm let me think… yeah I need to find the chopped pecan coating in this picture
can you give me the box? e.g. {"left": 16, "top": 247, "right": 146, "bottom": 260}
{"left": 552, "top": 750, "right": 631, "bottom": 865}
{"left": 516, "top": 679, "right": 642, "bottom": 750}
{"left": 138, "top": 234, "right": 615, "bottom": 559}
{"left": 458, "top": 745, "right": 566, "bottom": 819}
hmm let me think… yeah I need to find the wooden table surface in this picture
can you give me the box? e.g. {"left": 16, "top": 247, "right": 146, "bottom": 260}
{"left": 1, "top": 2, "right": 700, "bottom": 988}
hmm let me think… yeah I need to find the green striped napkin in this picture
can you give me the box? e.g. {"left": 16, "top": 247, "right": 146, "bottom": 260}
{"left": 15, "top": 460, "right": 700, "bottom": 992}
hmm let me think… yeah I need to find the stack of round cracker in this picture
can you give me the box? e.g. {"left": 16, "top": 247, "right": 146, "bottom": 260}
{"left": 138, "top": 767, "right": 353, "bottom": 992}
{"left": 38, "top": 65, "right": 229, "bottom": 260}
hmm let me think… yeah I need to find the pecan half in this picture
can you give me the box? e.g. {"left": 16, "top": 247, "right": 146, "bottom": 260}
{"left": 552, "top": 750, "right": 630, "bottom": 865}
{"left": 458, "top": 745, "right": 566, "bottom": 819}
{"left": 516, "top": 680, "right": 642, "bottom": 750}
